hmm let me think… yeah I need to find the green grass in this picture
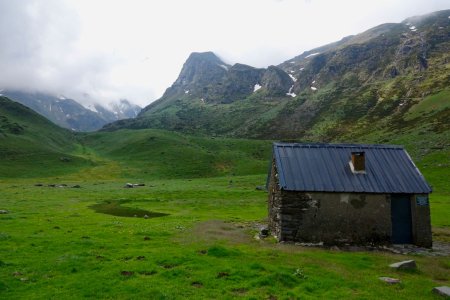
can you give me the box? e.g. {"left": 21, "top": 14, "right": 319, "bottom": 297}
{"left": 0, "top": 96, "right": 449, "bottom": 299}
{"left": 0, "top": 175, "right": 449, "bottom": 299}
{"left": 405, "top": 89, "right": 450, "bottom": 121}
{"left": 0, "top": 129, "right": 449, "bottom": 299}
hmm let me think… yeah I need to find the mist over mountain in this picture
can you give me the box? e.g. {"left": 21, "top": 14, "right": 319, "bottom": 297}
{"left": 1, "top": 91, "right": 141, "bottom": 131}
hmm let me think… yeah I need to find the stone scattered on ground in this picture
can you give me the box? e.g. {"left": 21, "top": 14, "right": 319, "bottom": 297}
{"left": 124, "top": 183, "right": 145, "bottom": 188}
{"left": 295, "top": 241, "right": 324, "bottom": 247}
{"left": 389, "top": 260, "right": 417, "bottom": 270}
{"left": 144, "top": 236, "right": 150, "bottom": 241}
{"left": 433, "top": 286, "right": 450, "bottom": 297}
{"left": 379, "top": 277, "right": 401, "bottom": 284}
{"left": 47, "top": 184, "right": 68, "bottom": 188}
{"left": 259, "top": 227, "right": 269, "bottom": 238}
{"left": 255, "top": 185, "right": 265, "bottom": 191}
{"left": 144, "top": 215, "right": 149, "bottom": 219}
{"left": 0, "top": 210, "right": 9, "bottom": 214}
{"left": 72, "top": 185, "right": 81, "bottom": 188}
{"left": 34, "top": 183, "right": 43, "bottom": 186}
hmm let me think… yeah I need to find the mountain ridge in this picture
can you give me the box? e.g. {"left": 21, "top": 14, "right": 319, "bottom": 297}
{"left": 103, "top": 9, "right": 449, "bottom": 144}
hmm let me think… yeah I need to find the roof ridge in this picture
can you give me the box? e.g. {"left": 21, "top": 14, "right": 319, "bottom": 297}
{"left": 273, "top": 142, "right": 403, "bottom": 149}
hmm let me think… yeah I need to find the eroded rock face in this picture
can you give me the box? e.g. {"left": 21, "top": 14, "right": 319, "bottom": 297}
{"left": 261, "top": 66, "right": 293, "bottom": 96}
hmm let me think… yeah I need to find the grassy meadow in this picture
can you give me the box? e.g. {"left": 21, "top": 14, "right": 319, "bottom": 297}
{"left": 0, "top": 127, "right": 449, "bottom": 299}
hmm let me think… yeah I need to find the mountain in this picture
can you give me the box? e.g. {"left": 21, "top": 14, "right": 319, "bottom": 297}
{"left": 104, "top": 52, "right": 297, "bottom": 133}
{"left": 139, "top": 51, "right": 292, "bottom": 111}
{"left": 103, "top": 10, "right": 449, "bottom": 149}
{"left": 1, "top": 91, "right": 141, "bottom": 131}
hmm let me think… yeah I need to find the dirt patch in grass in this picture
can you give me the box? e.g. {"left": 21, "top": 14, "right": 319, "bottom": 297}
{"left": 187, "top": 220, "right": 255, "bottom": 245}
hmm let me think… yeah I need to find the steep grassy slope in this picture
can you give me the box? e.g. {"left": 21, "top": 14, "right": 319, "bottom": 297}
{"left": 0, "top": 97, "right": 92, "bottom": 177}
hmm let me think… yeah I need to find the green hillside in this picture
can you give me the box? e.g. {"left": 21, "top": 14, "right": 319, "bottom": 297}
{"left": 0, "top": 97, "right": 92, "bottom": 177}
{"left": 80, "top": 129, "right": 271, "bottom": 180}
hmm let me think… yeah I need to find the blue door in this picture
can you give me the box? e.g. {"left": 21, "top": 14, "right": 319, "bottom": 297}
{"left": 391, "top": 194, "right": 413, "bottom": 244}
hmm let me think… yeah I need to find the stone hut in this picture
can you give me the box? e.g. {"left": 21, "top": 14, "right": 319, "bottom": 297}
{"left": 267, "top": 143, "right": 432, "bottom": 247}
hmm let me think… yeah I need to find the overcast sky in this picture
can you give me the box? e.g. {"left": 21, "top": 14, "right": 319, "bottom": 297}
{"left": 0, "top": 0, "right": 448, "bottom": 107}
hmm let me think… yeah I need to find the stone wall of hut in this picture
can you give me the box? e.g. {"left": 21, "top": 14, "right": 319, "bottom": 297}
{"left": 267, "top": 161, "right": 432, "bottom": 247}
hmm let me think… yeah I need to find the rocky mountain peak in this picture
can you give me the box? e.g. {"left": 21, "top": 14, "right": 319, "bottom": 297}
{"left": 173, "top": 51, "right": 229, "bottom": 87}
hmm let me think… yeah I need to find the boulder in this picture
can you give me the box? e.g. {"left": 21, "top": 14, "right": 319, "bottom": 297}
{"left": 379, "top": 277, "right": 401, "bottom": 284}
{"left": 0, "top": 210, "right": 9, "bottom": 214}
{"left": 124, "top": 183, "right": 134, "bottom": 188}
{"left": 389, "top": 260, "right": 417, "bottom": 270}
{"left": 432, "top": 286, "right": 450, "bottom": 297}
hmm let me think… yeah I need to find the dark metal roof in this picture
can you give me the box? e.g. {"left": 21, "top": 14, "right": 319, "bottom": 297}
{"left": 272, "top": 143, "right": 432, "bottom": 194}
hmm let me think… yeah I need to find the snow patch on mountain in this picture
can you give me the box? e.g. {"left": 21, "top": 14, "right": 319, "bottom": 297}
{"left": 305, "top": 52, "right": 320, "bottom": 58}
{"left": 286, "top": 85, "right": 296, "bottom": 97}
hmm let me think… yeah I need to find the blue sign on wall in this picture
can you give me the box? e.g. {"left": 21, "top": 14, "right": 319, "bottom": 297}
{"left": 416, "top": 195, "right": 429, "bottom": 206}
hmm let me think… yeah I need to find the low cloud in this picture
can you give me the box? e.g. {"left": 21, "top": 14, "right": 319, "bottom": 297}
{"left": 0, "top": 0, "right": 448, "bottom": 107}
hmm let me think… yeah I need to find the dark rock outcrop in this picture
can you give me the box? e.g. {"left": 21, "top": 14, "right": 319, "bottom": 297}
{"left": 261, "top": 66, "right": 293, "bottom": 96}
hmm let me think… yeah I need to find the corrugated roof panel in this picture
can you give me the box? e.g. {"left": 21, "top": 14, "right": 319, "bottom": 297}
{"left": 272, "top": 143, "right": 432, "bottom": 194}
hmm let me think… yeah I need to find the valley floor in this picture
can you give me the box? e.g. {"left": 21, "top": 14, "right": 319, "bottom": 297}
{"left": 0, "top": 173, "right": 449, "bottom": 299}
